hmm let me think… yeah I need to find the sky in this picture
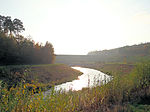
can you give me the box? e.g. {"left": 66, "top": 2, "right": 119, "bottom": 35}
{"left": 0, "top": 0, "right": 150, "bottom": 54}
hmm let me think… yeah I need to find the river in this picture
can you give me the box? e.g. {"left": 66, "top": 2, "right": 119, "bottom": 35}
{"left": 43, "top": 67, "right": 112, "bottom": 96}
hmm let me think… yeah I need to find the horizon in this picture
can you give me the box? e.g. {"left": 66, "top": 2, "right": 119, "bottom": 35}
{"left": 56, "top": 41, "right": 150, "bottom": 55}
{"left": 1, "top": 0, "right": 150, "bottom": 55}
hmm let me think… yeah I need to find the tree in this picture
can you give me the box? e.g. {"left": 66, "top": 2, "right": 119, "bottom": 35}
{"left": 13, "top": 18, "right": 25, "bottom": 35}
{"left": 0, "top": 14, "right": 55, "bottom": 65}
{"left": 0, "top": 15, "right": 5, "bottom": 32}
{"left": 0, "top": 15, "right": 25, "bottom": 36}
{"left": 43, "top": 41, "right": 55, "bottom": 63}
{"left": 3, "top": 16, "right": 14, "bottom": 35}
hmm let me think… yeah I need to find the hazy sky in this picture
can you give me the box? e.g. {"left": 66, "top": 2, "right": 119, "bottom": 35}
{"left": 0, "top": 0, "right": 150, "bottom": 54}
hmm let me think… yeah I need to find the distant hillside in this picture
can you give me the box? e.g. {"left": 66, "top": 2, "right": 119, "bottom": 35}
{"left": 88, "top": 43, "right": 150, "bottom": 56}
{"left": 87, "top": 42, "right": 150, "bottom": 63}
{"left": 56, "top": 43, "right": 150, "bottom": 65}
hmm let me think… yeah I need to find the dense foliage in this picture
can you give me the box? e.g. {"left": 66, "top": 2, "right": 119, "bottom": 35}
{"left": 0, "top": 15, "right": 24, "bottom": 36}
{"left": 0, "top": 15, "right": 55, "bottom": 65}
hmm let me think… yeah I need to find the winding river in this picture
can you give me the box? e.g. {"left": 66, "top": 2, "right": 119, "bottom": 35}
{"left": 43, "top": 67, "right": 112, "bottom": 96}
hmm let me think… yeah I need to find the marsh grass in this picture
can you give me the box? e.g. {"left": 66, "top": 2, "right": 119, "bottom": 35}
{"left": 1, "top": 63, "right": 150, "bottom": 112}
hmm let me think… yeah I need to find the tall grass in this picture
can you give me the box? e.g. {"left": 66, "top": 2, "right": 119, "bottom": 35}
{"left": 1, "top": 63, "right": 150, "bottom": 112}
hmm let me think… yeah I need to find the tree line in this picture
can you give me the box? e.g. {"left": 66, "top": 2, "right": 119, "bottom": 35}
{"left": 0, "top": 15, "right": 55, "bottom": 65}
{"left": 88, "top": 43, "right": 150, "bottom": 57}
{"left": 87, "top": 43, "right": 150, "bottom": 63}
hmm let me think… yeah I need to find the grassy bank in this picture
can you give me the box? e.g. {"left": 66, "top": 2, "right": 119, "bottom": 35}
{"left": 27, "top": 64, "right": 82, "bottom": 84}
{"left": 80, "top": 62, "right": 135, "bottom": 76}
{"left": 79, "top": 62, "right": 150, "bottom": 111}
{"left": 0, "top": 64, "right": 82, "bottom": 91}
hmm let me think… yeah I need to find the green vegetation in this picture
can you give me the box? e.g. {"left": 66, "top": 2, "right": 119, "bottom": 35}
{"left": 0, "top": 15, "right": 55, "bottom": 65}
{"left": 0, "top": 64, "right": 82, "bottom": 91}
{"left": 27, "top": 64, "right": 82, "bottom": 85}
{"left": 1, "top": 62, "right": 150, "bottom": 112}
{"left": 81, "top": 62, "right": 135, "bottom": 76}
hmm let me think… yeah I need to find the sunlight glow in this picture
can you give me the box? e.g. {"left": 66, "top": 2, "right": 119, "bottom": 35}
{"left": 3, "top": 0, "right": 149, "bottom": 54}
{"left": 32, "top": 0, "right": 125, "bottom": 54}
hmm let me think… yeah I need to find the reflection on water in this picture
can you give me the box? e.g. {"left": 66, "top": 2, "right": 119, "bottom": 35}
{"left": 55, "top": 67, "right": 112, "bottom": 91}
{"left": 43, "top": 67, "right": 112, "bottom": 96}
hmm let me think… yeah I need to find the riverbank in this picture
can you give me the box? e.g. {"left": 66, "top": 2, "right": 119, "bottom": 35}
{"left": 28, "top": 64, "right": 82, "bottom": 84}
{"left": 79, "top": 62, "right": 135, "bottom": 76}
{"left": 77, "top": 62, "right": 150, "bottom": 111}
{"left": 0, "top": 64, "right": 82, "bottom": 90}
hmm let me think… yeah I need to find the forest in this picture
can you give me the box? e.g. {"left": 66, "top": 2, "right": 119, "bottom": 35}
{"left": 0, "top": 15, "right": 55, "bottom": 65}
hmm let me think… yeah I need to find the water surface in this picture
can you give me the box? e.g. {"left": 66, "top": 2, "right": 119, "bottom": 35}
{"left": 44, "top": 67, "right": 112, "bottom": 96}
